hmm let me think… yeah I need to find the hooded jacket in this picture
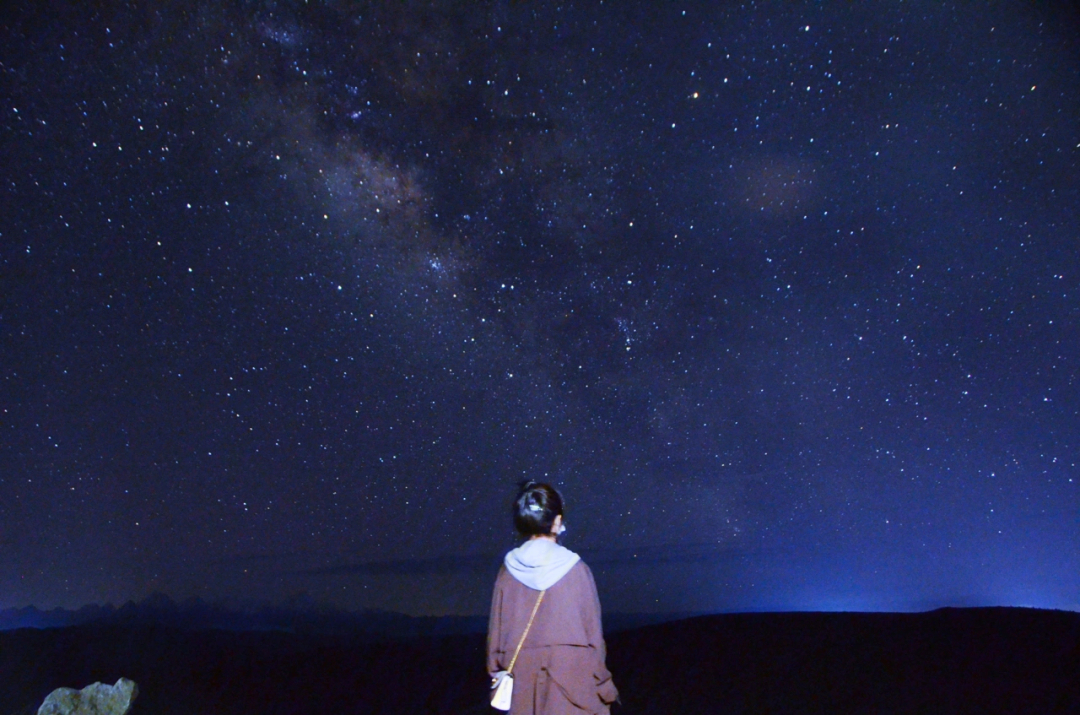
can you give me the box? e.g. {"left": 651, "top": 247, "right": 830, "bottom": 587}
{"left": 503, "top": 538, "right": 581, "bottom": 591}
{"left": 488, "top": 539, "right": 618, "bottom": 714}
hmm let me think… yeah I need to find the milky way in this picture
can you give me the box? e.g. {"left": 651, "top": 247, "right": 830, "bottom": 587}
{"left": 2, "top": 1, "right": 1078, "bottom": 615}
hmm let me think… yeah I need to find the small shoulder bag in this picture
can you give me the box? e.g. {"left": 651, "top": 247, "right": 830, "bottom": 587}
{"left": 490, "top": 589, "right": 545, "bottom": 711}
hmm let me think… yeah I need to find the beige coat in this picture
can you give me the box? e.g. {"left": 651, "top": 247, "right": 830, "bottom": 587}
{"left": 487, "top": 560, "right": 619, "bottom": 714}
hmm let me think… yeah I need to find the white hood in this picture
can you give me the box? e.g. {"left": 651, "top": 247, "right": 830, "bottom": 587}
{"left": 504, "top": 538, "right": 581, "bottom": 591}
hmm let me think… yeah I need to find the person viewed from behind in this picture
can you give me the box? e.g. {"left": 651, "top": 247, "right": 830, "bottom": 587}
{"left": 487, "top": 481, "right": 619, "bottom": 714}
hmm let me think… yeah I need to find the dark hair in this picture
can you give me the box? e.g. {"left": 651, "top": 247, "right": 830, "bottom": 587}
{"left": 512, "top": 481, "right": 564, "bottom": 537}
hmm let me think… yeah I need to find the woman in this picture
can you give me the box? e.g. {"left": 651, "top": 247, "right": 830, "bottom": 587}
{"left": 487, "top": 481, "right": 619, "bottom": 714}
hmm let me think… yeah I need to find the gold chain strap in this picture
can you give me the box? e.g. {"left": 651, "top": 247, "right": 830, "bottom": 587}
{"left": 506, "top": 589, "right": 545, "bottom": 675}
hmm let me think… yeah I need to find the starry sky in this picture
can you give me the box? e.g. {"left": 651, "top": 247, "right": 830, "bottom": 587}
{"left": 2, "top": 1, "right": 1079, "bottom": 617}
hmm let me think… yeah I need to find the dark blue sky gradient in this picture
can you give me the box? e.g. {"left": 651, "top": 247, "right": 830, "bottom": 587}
{"left": 2, "top": 1, "right": 1079, "bottom": 615}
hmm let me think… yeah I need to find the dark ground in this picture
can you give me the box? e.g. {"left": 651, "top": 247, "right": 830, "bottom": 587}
{"left": 3, "top": 607, "right": 1079, "bottom": 714}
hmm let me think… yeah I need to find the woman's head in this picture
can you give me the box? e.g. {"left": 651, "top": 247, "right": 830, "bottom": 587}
{"left": 512, "top": 481, "right": 564, "bottom": 538}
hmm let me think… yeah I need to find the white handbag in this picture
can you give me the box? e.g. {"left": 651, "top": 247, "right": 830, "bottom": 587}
{"left": 490, "top": 589, "right": 545, "bottom": 711}
{"left": 490, "top": 670, "right": 514, "bottom": 710}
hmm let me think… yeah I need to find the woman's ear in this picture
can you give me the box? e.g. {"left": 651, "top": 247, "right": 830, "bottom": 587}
{"left": 551, "top": 514, "right": 563, "bottom": 535}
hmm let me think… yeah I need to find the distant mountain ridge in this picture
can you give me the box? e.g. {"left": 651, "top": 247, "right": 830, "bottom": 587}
{"left": 0, "top": 594, "right": 485, "bottom": 639}
{"left": 0, "top": 593, "right": 687, "bottom": 638}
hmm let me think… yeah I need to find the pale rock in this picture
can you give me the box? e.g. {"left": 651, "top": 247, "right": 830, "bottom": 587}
{"left": 36, "top": 678, "right": 138, "bottom": 715}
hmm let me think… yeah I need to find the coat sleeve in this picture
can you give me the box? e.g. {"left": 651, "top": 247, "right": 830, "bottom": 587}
{"left": 580, "top": 563, "right": 619, "bottom": 705}
{"left": 486, "top": 567, "right": 505, "bottom": 676}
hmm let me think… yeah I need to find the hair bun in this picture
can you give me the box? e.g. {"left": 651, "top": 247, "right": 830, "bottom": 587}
{"left": 512, "top": 481, "right": 564, "bottom": 538}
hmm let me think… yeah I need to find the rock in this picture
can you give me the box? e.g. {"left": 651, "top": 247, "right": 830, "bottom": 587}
{"left": 36, "top": 678, "right": 138, "bottom": 715}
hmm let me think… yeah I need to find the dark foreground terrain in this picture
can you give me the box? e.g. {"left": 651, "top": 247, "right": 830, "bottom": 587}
{"left": 3, "top": 607, "right": 1079, "bottom": 714}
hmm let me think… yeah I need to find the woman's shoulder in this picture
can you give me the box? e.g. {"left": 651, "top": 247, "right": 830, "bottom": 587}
{"left": 555, "top": 556, "right": 594, "bottom": 586}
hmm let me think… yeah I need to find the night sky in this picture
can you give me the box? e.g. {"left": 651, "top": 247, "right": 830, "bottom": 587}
{"left": 3, "top": 1, "right": 1079, "bottom": 617}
